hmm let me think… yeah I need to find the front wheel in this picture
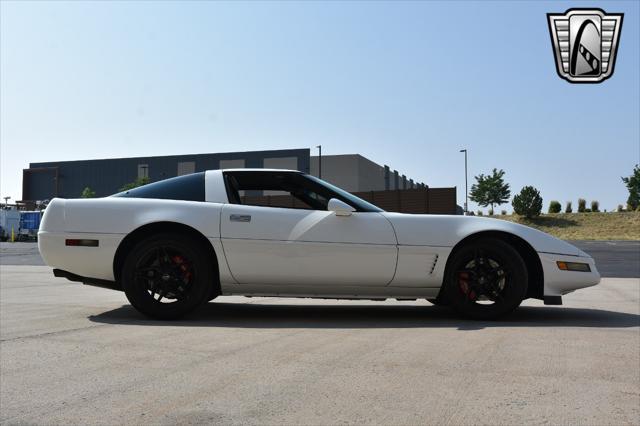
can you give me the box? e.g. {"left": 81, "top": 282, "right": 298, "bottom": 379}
{"left": 443, "top": 238, "right": 528, "bottom": 320}
{"left": 121, "top": 233, "right": 215, "bottom": 320}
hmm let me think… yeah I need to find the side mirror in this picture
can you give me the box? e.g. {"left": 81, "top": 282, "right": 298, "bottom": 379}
{"left": 328, "top": 198, "right": 356, "bottom": 217}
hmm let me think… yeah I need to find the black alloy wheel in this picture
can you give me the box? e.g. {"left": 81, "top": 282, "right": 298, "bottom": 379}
{"left": 443, "top": 238, "right": 528, "bottom": 320}
{"left": 122, "top": 233, "right": 214, "bottom": 319}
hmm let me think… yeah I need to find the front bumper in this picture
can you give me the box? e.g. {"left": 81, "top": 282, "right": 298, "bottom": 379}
{"left": 539, "top": 252, "right": 600, "bottom": 296}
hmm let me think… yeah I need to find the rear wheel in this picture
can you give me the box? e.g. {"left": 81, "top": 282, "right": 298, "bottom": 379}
{"left": 443, "top": 238, "right": 528, "bottom": 320}
{"left": 121, "top": 233, "right": 214, "bottom": 319}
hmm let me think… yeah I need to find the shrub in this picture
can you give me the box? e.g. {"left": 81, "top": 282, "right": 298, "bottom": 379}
{"left": 501, "top": 210, "right": 507, "bottom": 215}
{"left": 477, "top": 210, "right": 483, "bottom": 216}
{"left": 80, "top": 187, "right": 96, "bottom": 198}
{"left": 565, "top": 201, "right": 573, "bottom": 213}
{"left": 488, "top": 208, "right": 494, "bottom": 216}
{"left": 617, "top": 204, "right": 624, "bottom": 212}
{"left": 637, "top": 205, "right": 640, "bottom": 212}
{"left": 585, "top": 208, "right": 591, "bottom": 213}
{"left": 578, "top": 198, "right": 587, "bottom": 213}
{"left": 119, "top": 176, "right": 150, "bottom": 192}
{"left": 591, "top": 200, "right": 600, "bottom": 212}
{"left": 512, "top": 186, "right": 543, "bottom": 219}
{"left": 548, "top": 200, "right": 561, "bottom": 213}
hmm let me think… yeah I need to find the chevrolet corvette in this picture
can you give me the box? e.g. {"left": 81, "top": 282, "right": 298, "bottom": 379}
{"left": 38, "top": 169, "right": 600, "bottom": 319}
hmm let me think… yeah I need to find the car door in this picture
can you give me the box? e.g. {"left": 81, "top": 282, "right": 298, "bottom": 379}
{"left": 219, "top": 172, "right": 398, "bottom": 286}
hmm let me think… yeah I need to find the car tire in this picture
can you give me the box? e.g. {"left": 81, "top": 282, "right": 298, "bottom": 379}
{"left": 121, "top": 233, "right": 215, "bottom": 320}
{"left": 443, "top": 238, "right": 528, "bottom": 320}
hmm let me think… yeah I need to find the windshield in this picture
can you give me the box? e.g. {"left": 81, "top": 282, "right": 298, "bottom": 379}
{"left": 304, "top": 174, "right": 384, "bottom": 212}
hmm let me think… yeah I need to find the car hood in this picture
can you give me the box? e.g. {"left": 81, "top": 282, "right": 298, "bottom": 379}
{"left": 381, "top": 213, "right": 589, "bottom": 257}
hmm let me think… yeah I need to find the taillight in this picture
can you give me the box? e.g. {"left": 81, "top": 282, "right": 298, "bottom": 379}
{"left": 65, "top": 239, "right": 99, "bottom": 247}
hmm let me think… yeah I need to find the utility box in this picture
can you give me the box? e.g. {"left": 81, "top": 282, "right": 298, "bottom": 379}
{"left": 19, "top": 211, "right": 42, "bottom": 240}
{"left": 0, "top": 208, "right": 21, "bottom": 241}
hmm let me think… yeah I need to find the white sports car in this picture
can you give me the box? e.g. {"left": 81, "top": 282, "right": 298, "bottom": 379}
{"left": 38, "top": 169, "right": 600, "bottom": 320}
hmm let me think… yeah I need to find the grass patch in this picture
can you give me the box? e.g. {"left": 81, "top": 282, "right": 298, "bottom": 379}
{"left": 489, "top": 212, "right": 640, "bottom": 240}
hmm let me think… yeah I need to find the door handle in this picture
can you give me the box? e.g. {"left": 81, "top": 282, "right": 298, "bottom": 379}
{"left": 230, "top": 214, "right": 251, "bottom": 223}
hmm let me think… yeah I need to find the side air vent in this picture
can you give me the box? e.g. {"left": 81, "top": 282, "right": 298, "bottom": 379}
{"left": 429, "top": 254, "right": 439, "bottom": 274}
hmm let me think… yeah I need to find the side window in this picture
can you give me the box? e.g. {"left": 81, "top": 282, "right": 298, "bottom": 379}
{"left": 242, "top": 190, "right": 316, "bottom": 210}
{"left": 224, "top": 172, "right": 328, "bottom": 211}
{"left": 114, "top": 172, "right": 205, "bottom": 201}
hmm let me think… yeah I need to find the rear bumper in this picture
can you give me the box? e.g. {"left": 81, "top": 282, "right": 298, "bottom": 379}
{"left": 38, "top": 231, "right": 124, "bottom": 281}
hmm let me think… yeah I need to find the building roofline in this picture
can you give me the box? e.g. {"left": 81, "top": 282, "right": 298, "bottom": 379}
{"left": 29, "top": 148, "right": 311, "bottom": 167}
{"left": 218, "top": 168, "right": 301, "bottom": 173}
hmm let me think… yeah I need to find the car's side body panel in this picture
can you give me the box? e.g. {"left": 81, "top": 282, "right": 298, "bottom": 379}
{"left": 382, "top": 212, "right": 599, "bottom": 294}
{"left": 220, "top": 239, "right": 398, "bottom": 287}
{"left": 39, "top": 197, "right": 228, "bottom": 282}
{"left": 390, "top": 245, "right": 452, "bottom": 287}
{"left": 204, "top": 170, "right": 229, "bottom": 204}
{"left": 39, "top": 231, "right": 124, "bottom": 281}
{"left": 61, "top": 198, "right": 222, "bottom": 237}
{"left": 382, "top": 213, "right": 588, "bottom": 257}
{"left": 220, "top": 206, "right": 395, "bottom": 244}
{"left": 221, "top": 283, "right": 442, "bottom": 299}
{"left": 219, "top": 204, "right": 398, "bottom": 286}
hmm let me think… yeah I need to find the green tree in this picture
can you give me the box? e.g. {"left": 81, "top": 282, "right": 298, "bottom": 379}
{"left": 512, "top": 186, "right": 543, "bottom": 219}
{"left": 80, "top": 187, "right": 96, "bottom": 198}
{"left": 469, "top": 168, "right": 511, "bottom": 212}
{"left": 622, "top": 164, "right": 640, "bottom": 210}
{"left": 119, "top": 177, "right": 150, "bottom": 192}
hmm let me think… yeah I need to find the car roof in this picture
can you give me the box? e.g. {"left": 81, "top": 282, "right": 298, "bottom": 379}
{"left": 216, "top": 168, "right": 302, "bottom": 173}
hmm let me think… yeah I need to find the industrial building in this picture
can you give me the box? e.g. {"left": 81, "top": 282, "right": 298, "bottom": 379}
{"left": 23, "top": 149, "right": 426, "bottom": 201}
{"left": 310, "top": 155, "right": 425, "bottom": 193}
{"left": 21, "top": 148, "right": 457, "bottom": 214}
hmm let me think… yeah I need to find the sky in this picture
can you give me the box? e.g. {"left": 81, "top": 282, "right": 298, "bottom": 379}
{"left": 1, "top": 0, "right": 639, "bottom": 213}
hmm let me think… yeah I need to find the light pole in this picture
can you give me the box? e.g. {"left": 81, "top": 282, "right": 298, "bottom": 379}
{"left": 459, "top": 149, "right": 468, "bottom": 215}
{"left": 316, "top": 145, "right": 322, "bottom": 179}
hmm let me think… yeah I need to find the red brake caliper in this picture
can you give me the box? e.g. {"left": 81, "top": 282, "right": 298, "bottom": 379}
{"left": 171, "top": 255, "right": 192, "bottom": 282}
{"left": 458, "top": 271, "right": 476, "bottom": 301}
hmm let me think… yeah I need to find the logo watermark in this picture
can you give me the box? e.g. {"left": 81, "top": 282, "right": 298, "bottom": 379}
{"left": 547, "top": 8, "right": 623, "bottom": 83}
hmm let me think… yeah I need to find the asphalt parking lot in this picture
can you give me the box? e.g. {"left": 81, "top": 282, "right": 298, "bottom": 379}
{"left": 0, "top": 242, "right": 44, "bottom": 266}
{"left": 570, "top": 240, "right": 640, "bottom": 278}
{"left": 1, "top": 263, "right": 639, "bottom": 425}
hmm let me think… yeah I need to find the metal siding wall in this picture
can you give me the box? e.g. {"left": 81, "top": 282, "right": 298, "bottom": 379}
{"left": 24, "top": 149, "right": 310, "bottom": 201}
{"left": 22, "top": 169, "right": 57, "bottom": 201}
{"left": 355, "top": 155, "right": 386, "bottom": 192}
{"left": 310, "top": 155, "right": 360, "bottom": 191}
